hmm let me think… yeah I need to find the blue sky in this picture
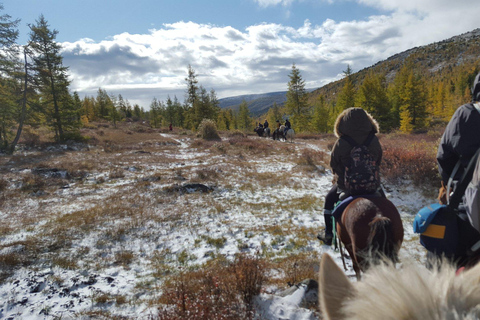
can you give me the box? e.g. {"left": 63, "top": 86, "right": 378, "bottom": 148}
{"left": 3, "top": 0, "right": 480, "bottom": 108}
{"left": 6, "top": 0, "right": 380, "bottom": 44}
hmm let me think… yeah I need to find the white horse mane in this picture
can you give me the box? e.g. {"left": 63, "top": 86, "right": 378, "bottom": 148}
{"left": 319, "top": 253, "right": 480, "bottom": 320}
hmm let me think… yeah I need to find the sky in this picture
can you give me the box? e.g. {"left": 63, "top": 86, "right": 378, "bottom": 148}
{"left": 3, "top": 0, "right": 480, "bottom": 109}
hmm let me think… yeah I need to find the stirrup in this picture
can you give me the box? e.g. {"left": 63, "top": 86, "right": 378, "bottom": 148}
{"left": 317, "top": 232, "right": 333, "bottom": 245}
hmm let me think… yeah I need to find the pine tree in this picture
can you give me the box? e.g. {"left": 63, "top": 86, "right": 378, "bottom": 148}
{"left": 285, "top": 63, "right": 309, "bottom": 131}
{"left": 29, "top": 15, "right": 76, "bottom": 141}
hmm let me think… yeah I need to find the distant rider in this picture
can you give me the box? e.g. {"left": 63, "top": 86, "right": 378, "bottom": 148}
{"left": 284, "top": 118, "right": 291, "bottom": 136}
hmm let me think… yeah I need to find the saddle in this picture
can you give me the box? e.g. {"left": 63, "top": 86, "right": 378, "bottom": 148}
{"left": 332, "top": 192, "right": 383, "bottom": 221}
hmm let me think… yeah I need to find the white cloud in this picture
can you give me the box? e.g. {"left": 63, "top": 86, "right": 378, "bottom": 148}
{"left": 254, "top": 0, "right": 296, "bottom": 7}
{"left": 60, "top": 0, "right": 480, "bottom": 108}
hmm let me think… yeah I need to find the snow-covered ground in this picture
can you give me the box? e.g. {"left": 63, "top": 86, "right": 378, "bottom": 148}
{"left": 0, "top": 133, "right": 436, "bottom": 319}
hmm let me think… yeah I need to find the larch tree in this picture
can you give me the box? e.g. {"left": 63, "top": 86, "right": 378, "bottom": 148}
{"left": 95, "top": 88, "right": 111, "bottom": 119}
{"left": 310, "top": 95, "right": 329, "bottom": 133}
{"left": 165, "top": 96, "right": 176, "bottom": 126}
{"left": 395, "top": 64, "right": 428, "bottom": 131}
{"left": 266, "top": 102, "right": 283, "bottom": 127}
{"left": 356, "top": 71, "right": 392, "bottom": 131}
{"left": 185, "top": 64, "right": 198, "bottom": 108}
{"left": 29, "top": 15, "right": 77, "bottom": 142}
{"left": 285, "top": 63, "right": 309, "bottom": 131}
{"left": 0, "top": 5, "right": 22, "bottom": 153}
{"left": 108, "top": 93, "right": 121, "bottom": 128}
{"left": 237, "top": 100, "right": 252, "bottom": 131}
{"left": 336, "top": 65, "right": 356, "bottom": 111}
{"left": 149, "top": 97, "right": 161, "bottom": 128}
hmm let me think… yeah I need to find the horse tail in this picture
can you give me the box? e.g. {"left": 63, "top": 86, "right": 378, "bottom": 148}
{"left": 367, "top": 216, "right": 398, "bottom": 264}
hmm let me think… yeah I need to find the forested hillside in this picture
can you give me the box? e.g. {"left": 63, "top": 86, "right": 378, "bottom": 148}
{"left": 306, "top": 28, "right": 480, "bottom": 133}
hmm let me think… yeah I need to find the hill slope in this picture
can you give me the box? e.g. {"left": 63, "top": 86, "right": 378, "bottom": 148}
{"left": 308, "top": 28, "right": 480, "bottom": 103}
{"left": 218, "top": 91, "right": 288, "bottom": 116}
{"left": 218, "top": 89, "right": 317, "bottom": 116}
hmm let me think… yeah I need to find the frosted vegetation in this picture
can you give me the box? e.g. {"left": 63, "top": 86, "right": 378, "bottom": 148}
{"left": 0, "top": 122, "right": 440, "bottom": 319}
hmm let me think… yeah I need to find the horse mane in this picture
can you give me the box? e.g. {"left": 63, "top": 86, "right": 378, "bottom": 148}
{"left": 319, "top": 253, "right": 480, "bottom": 320}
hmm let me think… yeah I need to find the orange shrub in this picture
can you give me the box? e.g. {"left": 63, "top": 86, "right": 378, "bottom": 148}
{"left": 380, "top": 133, "right": 440, "bottom": 186}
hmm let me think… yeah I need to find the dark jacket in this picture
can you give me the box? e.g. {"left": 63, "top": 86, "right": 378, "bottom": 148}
{"left": 437, "top": 103, "right": 480, "bottom": 184}
{"left": 285, "top": 120, "right": 291, "bottom": 129}
{"left": 264, "top": 121, "right": 269, "bottom": 128}
{"left": 330, "top": 107, "right": 382, "bottom": 190}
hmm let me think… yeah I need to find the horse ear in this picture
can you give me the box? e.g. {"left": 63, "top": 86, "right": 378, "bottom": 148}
{"left": 319, "top": 253, "right": 356, "bottom": 320}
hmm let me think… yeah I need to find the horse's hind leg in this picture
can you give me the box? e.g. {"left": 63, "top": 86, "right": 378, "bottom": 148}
{"left": 346, "top": 245, "right": 362, "bottom": 280}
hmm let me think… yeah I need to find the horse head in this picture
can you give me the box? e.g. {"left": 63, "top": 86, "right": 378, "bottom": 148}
{"left": 319, "top": 252, "right": 480, "bottom": 320}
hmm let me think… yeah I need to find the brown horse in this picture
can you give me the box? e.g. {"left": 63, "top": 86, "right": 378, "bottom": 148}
{"left": 336, "top": 197, "right": 404, "bottom": 279}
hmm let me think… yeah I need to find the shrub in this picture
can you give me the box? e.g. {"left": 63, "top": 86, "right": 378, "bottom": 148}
{"left": 157, "top": 254, "right": 266, "bottom": 319}
{"left": 381, "top": 134, "right": 439, "bottom": 186}
{"left": 198, "top": 119, "right": 221, "bottom": 140}
{"left": 227, "top": 136, "right": 270, "bottom": 155}
{"left": 231, "top": 253, "right": 266, "bottom": 311}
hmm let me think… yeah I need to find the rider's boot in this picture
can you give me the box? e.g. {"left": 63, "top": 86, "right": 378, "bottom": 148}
{"left": 317, "top": 209, "right": 333, "bottom": 245}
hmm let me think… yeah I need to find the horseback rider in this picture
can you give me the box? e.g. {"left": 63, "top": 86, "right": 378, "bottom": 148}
{"left": 284, "top": 118, "right": 291, "bottom": 136}
{"left": 317, "top": 107, "right": 383, "bottom": 245}
{"left": 419, "top": 72, "right": 480, "bottom": 267}
{"left": 255, "top": 122, "right": 264, "bottom": 136}
{"left": 437, "top": 71, "right": 480, "bottom": 204}
{"left": 264, "top": 119, "right": 269, "bottom": 129}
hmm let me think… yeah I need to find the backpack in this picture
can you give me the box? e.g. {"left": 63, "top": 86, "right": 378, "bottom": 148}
{"left": 415, "top": 148, "right": 480, "bottom": 262}
{"left": 341, "top": 132, "right": 379, "bottom": 195}
{"left": 465, "top": 149, "right": 480, "bottom": 233}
